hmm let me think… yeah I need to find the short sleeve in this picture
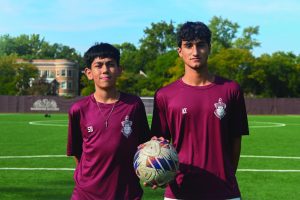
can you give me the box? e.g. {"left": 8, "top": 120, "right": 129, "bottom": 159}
{"left": 150, "top": 91, "right": 171, "bottom": 140}
{"left": 67, "top": 105, "right": 83, "bottom": 156}
{"left": 228, "top": 86, "right": 249, "bottom": 137}
{"left": 134, "top": 98, "right": 151, "bottom": 144}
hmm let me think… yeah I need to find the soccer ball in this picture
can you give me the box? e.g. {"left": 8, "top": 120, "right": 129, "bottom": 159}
{"left": 133, "top": 138, "right": 179, "bottom": 186}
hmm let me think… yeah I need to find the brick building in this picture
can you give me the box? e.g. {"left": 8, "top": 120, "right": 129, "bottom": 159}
{"left": 17, "top": 59, "right": 79, "bottom": 96}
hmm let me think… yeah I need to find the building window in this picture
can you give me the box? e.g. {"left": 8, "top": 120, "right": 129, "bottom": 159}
{"left": 49, "top": 71, "right": 55, "bottom": 78}
{"left": 61, "top": 69, "right": 66, "bottom": 76}
{"left": 41, "top": 70, "right": 48, "bottom": 77}
{"left": 60, "top": 81, "right": 66, "bottom": 89}
{"left": 56, "top": 70, "right": 60, "bottom": 76}
{"left": 67, "top": 81, "right": 72, "bottom": 89}
{"left": 67, "top": 70, "right": 72, "bottom": 77}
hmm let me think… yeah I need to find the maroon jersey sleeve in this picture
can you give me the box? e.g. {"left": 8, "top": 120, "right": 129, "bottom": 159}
{"left": 228, "top": 85, "right": 249, "bottom": 137}
{"left": 151, "top": 91, "right": 171, "bottom": 140}
{"left": 134, "top": 97, "right": 151, "bottom": 144}
{"left": 67, "top": 104, "right": 83, "bottom": 157}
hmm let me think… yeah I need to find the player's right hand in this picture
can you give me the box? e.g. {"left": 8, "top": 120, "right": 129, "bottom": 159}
{"left": 143, "top": 182, "right": 167, "bottom": 189}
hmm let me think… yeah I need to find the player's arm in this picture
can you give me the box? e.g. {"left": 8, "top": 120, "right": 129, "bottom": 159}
{"left": 230, "top": 136, "right": 242, "bottom": 173}
{"left": 67, "top": 106, "right": 83, "bottom": 166}
{"left": 74, "top": 155, "right": 81, "bottom": 166}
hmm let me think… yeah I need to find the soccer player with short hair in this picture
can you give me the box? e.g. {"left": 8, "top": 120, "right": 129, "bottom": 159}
{"left": 151, "top": 22, "right": 249, "bottom": 199}
{"left": 67, "top": 43, "right": 150, "bottom": 200}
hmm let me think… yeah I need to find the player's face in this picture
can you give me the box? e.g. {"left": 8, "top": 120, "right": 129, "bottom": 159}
{"left": 178, "top": 39, "right": 210, "bottom": 70}
{"left": 85, "top": 57, "right": 121, "bottom": 90}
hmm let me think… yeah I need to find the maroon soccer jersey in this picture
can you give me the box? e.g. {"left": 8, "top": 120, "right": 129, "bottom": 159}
{"left": 67, "top": 92, "right": 150, "bottom": 200}
{"left": 151, "top": 76, "right": 249, "bottom": 199}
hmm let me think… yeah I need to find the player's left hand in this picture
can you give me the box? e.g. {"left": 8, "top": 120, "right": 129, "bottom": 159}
{"left": 143, "top": 182, "right": 167, "bottom": 189}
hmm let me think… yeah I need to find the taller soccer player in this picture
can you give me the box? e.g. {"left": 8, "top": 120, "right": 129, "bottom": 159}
{"left": 151, "top": 22, "right": 249, "bottom": 199}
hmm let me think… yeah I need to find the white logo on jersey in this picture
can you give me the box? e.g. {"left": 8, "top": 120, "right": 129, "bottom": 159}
{"left": 121, "top": 115, "right": 132, "bottom": 138}
{"left": 87, "top": 126, "right": 93, "bottom": 133}
{"left": 214, "top": 98, "right": 226, "bottom": 119}
{"left": 182, "top": 108, "right": 187, "bottom": 114}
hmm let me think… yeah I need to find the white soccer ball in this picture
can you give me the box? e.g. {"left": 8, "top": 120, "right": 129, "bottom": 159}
{"left": 133, "top": 138, "right": 179, "bottom": 186}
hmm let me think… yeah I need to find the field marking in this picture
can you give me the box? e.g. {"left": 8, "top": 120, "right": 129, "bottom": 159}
{"left": 1, "top": 154, "right": 300, "bottom": 159}
{"left": 29, "top": 120, "right": 287, "bottom": 128}
{"left": 241, "top": 155, "right": 300, "bottom": 159}
{"left": 0, "top": 167, "right": 74, "bottom": 171}
{"left": 0, "top": 155, "right": 67, "bottom": 159}
{"left": 1, "top": 168, "right": 300, "bottom": 173}
{"left": 249, "top": 121, "right": 286, "bottom": 128}
{"left": 238, "top": 169, "right": 300, "bottom": 172}
{"left": 28, "top": 120, "right": 68, "bottom": 127}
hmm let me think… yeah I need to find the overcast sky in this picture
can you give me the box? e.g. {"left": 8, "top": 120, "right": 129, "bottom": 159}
{"left": 1, "top": 0, "right": 300, "bottom": 56}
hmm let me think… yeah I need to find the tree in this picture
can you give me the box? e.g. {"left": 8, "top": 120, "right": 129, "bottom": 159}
{"left": 139, "top": 21, "right": 177, "bottom": 72}
{"left": 15, "top": 63, "right": 39, "bottom": 95}
{"left": 27, "top": 75, "right": 52, "bottom": 96}
{"left": 234, "top": 26, "right": 260, "bottom": 50}
{"left": 140, "top": 21, "right": 177, "bottom": 55}
{"left": 208, "top": 16, "right": 260, "bottom": 54}
{"left": 254, "top": 52, "right": 300, "bottom": 97}
{"left": 115, "top": 42, "right": 140, "bottom": 73}
{"left": 0, "top": 55, "right": 18, "bottom": 95}
{"left": 208, "top": 48, "right": 256, "bottom": 94}
{"left": 0, "top": 54, "right": 38, "bottom": 95}
{"left": 208, "top": 16, "right": 239, "bottom": 54}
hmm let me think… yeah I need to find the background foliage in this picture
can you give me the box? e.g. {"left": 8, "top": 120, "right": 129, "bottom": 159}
{"left": 1, "top": 16, "right": 299, "bottom": 97}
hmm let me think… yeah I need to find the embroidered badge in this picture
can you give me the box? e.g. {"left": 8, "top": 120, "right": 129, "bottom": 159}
{"left": 182, "top": 108, "right": 187, "bottom": 114}
{"left": 121, "top": 115, "right": 133, "bottom": 138}
{"left": 214, "top": 98, "right": 226, "bottom": 119}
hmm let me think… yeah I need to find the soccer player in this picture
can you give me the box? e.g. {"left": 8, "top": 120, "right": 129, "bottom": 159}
{"left": 151, "top": 22, "right": 249, "bottom": 199}
{"left": 67, "top": 43, "right": 150, "bottom": 200}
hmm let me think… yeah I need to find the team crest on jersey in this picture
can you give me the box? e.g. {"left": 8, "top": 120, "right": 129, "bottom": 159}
{"left": 121, "top": 115, "right": 133, "bottom": 138}
{"left": 214, "top": 98, "right": 226, "bottom": 119}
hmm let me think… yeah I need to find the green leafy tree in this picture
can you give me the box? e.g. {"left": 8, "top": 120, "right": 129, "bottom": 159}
{"left": 208, "top": 16, "right": 260, "bottom": 54}
{"left": 234, "top": 26, "right": 261, "bottom": 50}
{"left": 0, "top": 55, "right": 18, "bottom": 95}
{"left": 255, "top": 52, "right": 300, "bottom": 97}
{"left": 115, "top": 42, "right": 140, "bottom": 73}
{"left": 27, "top": 75, "right": 52, "bottom": 96}
{"left": 0, "top": 54, "right": 38, "bottom": 95}
{"left": 208, "top": 48, "right": 256, "bottom": 94}
{"left": 208, "top": 16, "right": 239, "bottom": 54}
{"left": 15, "top": 63, "right": 39, "bottom": 95}
{"left": 80, "top": 75, "right": 95, "bottom": 96}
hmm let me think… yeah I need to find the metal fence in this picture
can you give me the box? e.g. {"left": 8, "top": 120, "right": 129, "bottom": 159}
{"left": 0, "top": 95, "right": 299, "bottom": 115}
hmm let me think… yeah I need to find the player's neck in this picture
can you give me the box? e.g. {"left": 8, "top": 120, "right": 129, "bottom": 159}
{"left": 182, "top": 69, "right": 214, "bottom": 87}
{"left": 94, "top": 89, "right": 120, "bottom": 104}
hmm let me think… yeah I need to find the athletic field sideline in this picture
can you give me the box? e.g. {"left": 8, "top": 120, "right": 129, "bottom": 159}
{"left": 0, "top": 114, "right": 299, "bottom": 200}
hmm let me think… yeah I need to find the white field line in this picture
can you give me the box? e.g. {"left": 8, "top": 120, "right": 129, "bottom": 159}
{"left": 1, "top": 154, "right": 300, "bottom": 159}
{"left": 0, "top": 155, "right": 67, "bottom": 159}
{"left": 249, "top": 121, "right": 286, "bottom": 128}
{"left": 0, "top": 168, "right": 74, "bottom": 171}
{"left": 0, "top": 154, "right": 299, "bottom": 172}
{"left": 237, "top": 169, "right": 300, "bottom": 172}
{"left": 0, "top": 168, "right": 299, "bottom": 172}
{"left": 28, "top": 120, "right": 68, "bottom": 127}
{"left": 28, "top": 120, "right": 289, "bottom": 128}
{"left": 241, "top": 155, "right": 300, "bottom": 159}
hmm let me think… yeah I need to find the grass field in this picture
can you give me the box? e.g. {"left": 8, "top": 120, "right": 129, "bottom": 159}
{"left": 0, "top": 113, "right": 299, "bottom": 200}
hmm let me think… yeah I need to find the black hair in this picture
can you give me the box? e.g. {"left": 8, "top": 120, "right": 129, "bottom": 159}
{"left": 177, "top": 21, "right": 211, "bottom": 47}
{"left": 83, "top": 43, "right": 120, "bottom": 68}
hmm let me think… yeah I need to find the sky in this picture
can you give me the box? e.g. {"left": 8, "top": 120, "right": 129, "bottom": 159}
{"left": 0, "top": 0, "right": 300, "bottom": 57}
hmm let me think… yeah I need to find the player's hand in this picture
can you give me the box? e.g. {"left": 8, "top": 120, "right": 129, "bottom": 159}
{"left": 151, "top": 136, "right": 170, "bottom": 143}
{"left": 143, "top": 182, "right": 167, "bottom": 189}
